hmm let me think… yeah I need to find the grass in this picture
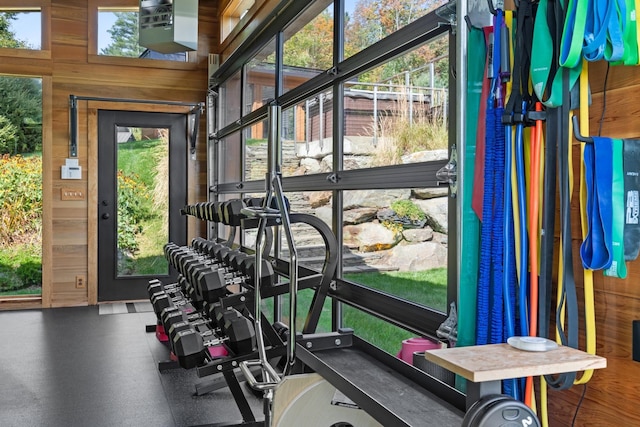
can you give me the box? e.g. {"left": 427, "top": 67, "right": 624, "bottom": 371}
{"left": 0, "top": 247, "right": 42, "bottom": 296}
{"left": 117, "top": 138, "right": 165, "bottom": 186}
{"left": 246, "top": 138, "right": 267, "bottom": 146}
{"left": 263, "top": 268, "right": 447, "bottom": 355}
{"left": 0, "top": 287, "right": 41, "bottom": 296}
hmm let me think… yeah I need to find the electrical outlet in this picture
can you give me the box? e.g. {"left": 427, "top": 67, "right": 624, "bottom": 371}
{"left": 75, "top": 275, "right": 86, "bottom": 289}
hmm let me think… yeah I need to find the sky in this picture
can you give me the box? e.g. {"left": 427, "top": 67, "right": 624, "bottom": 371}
{"left": 10, "top": 11, "right": 115, "bottom": 52}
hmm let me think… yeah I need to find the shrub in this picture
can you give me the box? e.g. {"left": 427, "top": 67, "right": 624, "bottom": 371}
{"left": 0, "top": 244, "right": 41, "bottom": 291}
{"left": 117, "top": 170, "right": 152, "bottom": 254}
{"left": 0, "top": 154, "right": 42, "bottom": 246}
{"left": 390, "top": 199, "right": 425, "bottom": 222}
{"left": 0, "top": 115, "right": 19, "bottom": 154}
{"left": 372, "top": 94, "right": 448, "bottom": 166}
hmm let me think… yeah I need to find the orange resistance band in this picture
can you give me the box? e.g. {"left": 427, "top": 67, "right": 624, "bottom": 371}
{"left": 524, "top": 102, "right": 543, "bottom": 408}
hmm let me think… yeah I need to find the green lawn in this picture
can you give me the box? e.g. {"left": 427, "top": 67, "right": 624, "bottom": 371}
{"left": 264, "top": 268, "right": 448, "bottom": 355}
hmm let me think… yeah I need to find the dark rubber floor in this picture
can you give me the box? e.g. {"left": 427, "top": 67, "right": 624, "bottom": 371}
{"left": 0, "top": 306, "right": 261, "bottom": 427}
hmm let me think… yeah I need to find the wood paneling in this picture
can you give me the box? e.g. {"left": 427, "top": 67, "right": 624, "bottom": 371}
{"left": 2, "top": 2, "right": 638, "bottom": 427}
{"left": 0, "top": 0, "right": 217, "bottom": 309}
{"left": 546, "top": 62, "right": 640, "bottom": 425}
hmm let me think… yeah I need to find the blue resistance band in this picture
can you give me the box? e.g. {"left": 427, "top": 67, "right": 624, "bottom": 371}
{"left": 580, "top": 137, "right": 614, "bottom": 270}
{"left": 503, "top": 116, "right": 518, "bottom": 400}
{"left": 477, "top": 11, "right": 507, "bottom": 348}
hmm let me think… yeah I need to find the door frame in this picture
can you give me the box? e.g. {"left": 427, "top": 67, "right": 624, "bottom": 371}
{"left": 87, "top": 101, "right": 195, "bottom": 305}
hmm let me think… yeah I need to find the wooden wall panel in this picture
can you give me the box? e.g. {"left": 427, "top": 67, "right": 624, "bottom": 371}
{"left": 0, "top": 0, "right": 218, "bottom": 309}
{"left": 546, "top": 62, "right": 640, "bottom": 425}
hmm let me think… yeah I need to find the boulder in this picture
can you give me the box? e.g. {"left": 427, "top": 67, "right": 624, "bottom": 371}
{"left": 412, "top": 187, "right": 449, "bottom": 199}
{"left": 380, "top": 241, "right": 448, "bottom": 271}
{"left": 344, "top": 136, "right": 376, "bottom": 155}
{"left": 413, "top": 197, "right": 449, "bottom": 233}
{"left": 401, "top": 149, "right": 448, "bottom": 164}
{"left": 307, "top": 191, "right": 332, "bottom": 208}
{"left": 432, "top": 232, "right": 448, "bottom": 245}
{"left": 314, "top": 206, "right": 333, "bottom": 227}
{"left": 402, "top": 227, "right": 434, "bottom": 243}
{"left": 344, "top": 207, "right": 378, "bottom": 225}
{"left": 299, "top": 157, "right": 323, "bottom": 174}
{"left": 343, "top": 189, "right": 411, "bottom": 210}
{"left": 343, "top": 222, "right": 403, "bottom": 252}
{"left": 295, "top": 138, "right": 332, "bottom": 159}
{"left": 319, "top": 154, "right": 334, "bottom": 172}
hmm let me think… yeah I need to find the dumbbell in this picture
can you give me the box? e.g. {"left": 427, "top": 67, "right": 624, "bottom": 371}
{"left": 204, "top": 201, "right": 221, "bottom": 222}
{"left": 150, "top": 285, "right": 191, "bottom": 318}
{"left": 191, "top": 237, "right": 223, "bottom": 256}
{"left": 147, "top": 278, "right": 185, "bottom": 301}
{"left": 166, "top": 301, "right": 237, "bottom": 341}
{"left": 224, "top": 199, "right": 246, "bottom": 227}
{"left": 204, "top": 301, "right": 241, "bottom": 331}
{"left": 160, "top": 303, "right": 202, "bottom": 333}
{"left": 171, "top": 309, "right": 257, "bottom": 368}
{"left": 193, "top": 255, "right": 275, "bottom": 303}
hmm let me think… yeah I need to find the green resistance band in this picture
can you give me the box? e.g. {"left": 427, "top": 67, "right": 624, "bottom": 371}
{"left": 458, "top": 26, "right": 485, "bottom": 350}
{"left": 613, "top": 0, "right": 639, "bottom": 65}
{"left": 531, "top": 0, "right": 582, "bottom": 107}
{"left": 559, "top": 0, "right": 588, "bottom": 68}
{"left": 605, "top": 138, "right": 628, "bottom": 278}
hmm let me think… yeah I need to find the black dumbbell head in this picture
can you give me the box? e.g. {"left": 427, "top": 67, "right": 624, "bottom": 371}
{"left": 246, "top": 259, "right": 275, "bottom": 287}
{"left": 224, "top": 199, "right": 245, "bottom": 227}
{"left": 151, "top": 292, "right": 172, "bottom": 318}
{"left": 172, "top": 328, "right": 206, "bottom": 369}
{"left": 161, "top": 308, "right": 187, "bottom": 332}
{"left": 224, "top": 313, "right": 256, "bottom": 355}
{"left": 196, "top": 269, "right": 227, "bottom": 303}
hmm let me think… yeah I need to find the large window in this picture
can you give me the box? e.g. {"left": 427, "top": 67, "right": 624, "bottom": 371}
{"left": 0, "top": 10, "right": 41, "bottom": 50}
{"left": 343, "top": 0, "right": 447, "bottom": 59}
{"left": 0, "top": 76, "right": 43, "bottom": 297}
{"left": 212, "top": 0, "right": 453, "bottom": 344}
{"left": 282, "top": 2, "right": 334, "bottom": 95}
{"left": 97, "top": 9, "right": 187, "bottom": 61}
{"left": 0, "top": 2, "right": 50, "bottom": 56}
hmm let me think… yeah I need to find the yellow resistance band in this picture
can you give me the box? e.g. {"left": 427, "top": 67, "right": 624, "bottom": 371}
{"left": 575, "top": 58, "right": 596, "bottom": 385}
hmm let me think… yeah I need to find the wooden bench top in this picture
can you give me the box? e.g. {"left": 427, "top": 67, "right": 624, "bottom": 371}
{"left": 425, "top": 343, "right": 607, "bottom": 383}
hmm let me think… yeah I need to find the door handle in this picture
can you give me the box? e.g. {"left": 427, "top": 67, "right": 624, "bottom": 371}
{"left": 102, "top": 213, "right": 110, "bottom": 220}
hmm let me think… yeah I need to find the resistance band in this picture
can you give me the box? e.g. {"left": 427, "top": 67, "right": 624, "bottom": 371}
{"left": 623, "top": 139, "right": 640, "bottom": 261}
{"left": 531, "top": 0, "right": 582, "bottom": 107}
{"left": 605, "top": 139, "right": 628, "bottom": 278}
{"left": 580, "top": 136, "right": 614, "bottom": 270}
{"left": 458, "top": 27, "right": 486, "bottom": 353}
{"left": 477, "top": 9, "right": 508, "bottom": 350}
{"left": 575, "top": 59, "right": 596, "bottom": 388}
{"left": 546, "top": 69, "right": 579, "bottom": 391}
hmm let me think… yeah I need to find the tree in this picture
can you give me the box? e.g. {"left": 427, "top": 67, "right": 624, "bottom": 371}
{"left": 0, "top": 77, "right": 42, "bottom": 155}
{"left": 283, "top": 9, "right": 334, "bottom": 71}
{"left": 345, "top": 0, "right": 449, "bottom": 87}
{"left": 101, "top": 12, "right": 145, "bottom": 57}
{"left": 0, "top": 115, "right": 18, "bottom": 154}
{"left": 0, "top": 12, "right": 27, "bottom": 49}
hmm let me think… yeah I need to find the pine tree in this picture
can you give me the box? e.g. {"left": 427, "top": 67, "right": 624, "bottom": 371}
{"left": 101, "top": 12, "right": 145, "bottom": 57}
{"left": 0, "top": 77, "right": 42, "bottom": 154}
